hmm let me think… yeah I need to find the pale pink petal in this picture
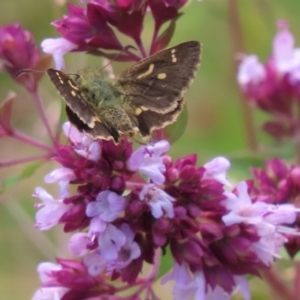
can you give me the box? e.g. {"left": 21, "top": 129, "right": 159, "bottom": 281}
{"left": 237, "top": 55, "right": 266, "bottom": 87}
{"left": 68, "top": 232, "right": 90, "bottom": 256}
{"left": 41, "top": 38, "right": 77, "bottom": 70}
{"left": 32, "top": 287, "right": 69, "bottom": 300}
{"left": 203, "top": 156, "right": 232, "bottom": 186}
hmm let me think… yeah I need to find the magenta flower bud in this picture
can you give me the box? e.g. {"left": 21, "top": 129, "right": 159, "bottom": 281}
{"left": 110, "top": 175, "right": 125, "bottom": 193}
{"left": 0, "top": 23, "right": 42, "bottom": 90}
{"left": 149, "top": 0, "right": 188, "bottom": 29}
{"left": 179, "top": 165, "right": 196, "bottom": 181}
{"left": 174, "top": 206, "right": 187, "bottom": 218}
{"left": 166, "top": 167, "right": 179, "bottom": 183}
{"left": 174, "top": 153, "right": 197, "bottom": 170}
{"left": 162, "top": 155, "right": 173, "bottom": 168}
{"left": 113, "top": 160, "right": 125, "bottom": 171}
{"left": 291, "top": 167, "right": 300, "bottom": 185}
{"left": 127, "top": 198, "right": 144, "bottom": 216}
{"left": 52, "top": 3, "right": 122, "bottom": 50}
{"left": 153, "top": 232, "right": 167, "bottom": 246}
{"left": 91, "top": 0, "right": 147, "bottom": 44}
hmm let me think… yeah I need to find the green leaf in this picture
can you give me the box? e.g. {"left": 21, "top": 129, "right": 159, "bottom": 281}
{"left": 165, "top": 103, "right": 188, "bottom": 144}
{"left": 1, "top": 162, "right": 41, "bottom": 192}
{"left": 156, "top": 247, "right": 173, "bottom": 279}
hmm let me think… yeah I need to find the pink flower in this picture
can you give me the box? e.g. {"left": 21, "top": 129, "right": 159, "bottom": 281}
{"left": 139, "top": 183, "right": 175, "bottom": 218}
{"left": 63, "top": 122, "right": 101, "bottom": 161}
{"left": 272, "top": 20, "right": 300, "bottom": 74}
{"left": 237, "top": 55, "right": 266, "bottom": 87}
{"left": 222, "top": 181, "right": 297, "bottom": 266}
{"left": 32, "top": 287, "right": 69, "bottom": 300}
{"left": 203, "top": 156, "right": 232, "bottom": 186}
{"left": 34, "top": 187, "right": 73, "bottom": 230}
{"left": 163, "top": 262, "right": 251, "bottom": 300}
{"left": 68, "top": 232, "right": 90, "bottom": 257}
{"left": 86, "top": 190, "right": 126, "bottom": 222}
{"left": 32, "top": 262, "right": 69, "bottom": 300}
{"left": 98, "top": 224, "right": 126, "bottom": 260}
{"left": 162, "top": 262, "right": 205, "bottom": 300}
{"left": 41, "top": 38, "right": 77, "bottom": 70}
{"left": 83, "top": 251, "right": 107, "bottom": 276}
{"left": 127, "top": 140, "right": 170, "bottom": 184}
{"left": 108, "top": 223, "right": 141, "bottom": 270}
{"left": 33, "top": 259, "right": 100, "bottom": 297}
{"left": 44, "top": 167, "right": 76, "bottom": 198}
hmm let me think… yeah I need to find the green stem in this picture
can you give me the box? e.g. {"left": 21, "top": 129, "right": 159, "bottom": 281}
{"left": 228, "top": 0, "right": 258, "bottom": 152}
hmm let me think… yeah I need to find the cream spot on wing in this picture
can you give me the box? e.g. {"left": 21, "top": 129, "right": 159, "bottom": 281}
{"left": 172, "top": 54, "right": 177, "bottom": 63}
{"left": 56, "top": 72, "right": 60, "bottom": 76}
{"left": 157, "top": 73, "right": 167, "bottom": 80}
{"left": 92, "top": 116, "right": 101, "bottom": 123}
{"left": 141, "top": 106, "right": 148, "bottom": 111}
{"left": 68, "top": 80, "right": 79, "bottom": 90}
{"left": 71, "top": 90, "right": 77, "bottom": 97}
{"left": 171, "top": 49, "right": 176, "bottom": 54}
{"left": 59, "top": 79, "right": 64, "bottom": 84}
{"left": 137, "top": 63, "right": 154, "bottom": 79}
{"left": 135, "top": 107, "right": 142, "bottom": 115}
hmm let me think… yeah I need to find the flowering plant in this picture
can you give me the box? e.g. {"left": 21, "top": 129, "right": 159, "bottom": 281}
{"left": 1, "top": 1, "right": 300, "bottom": 300}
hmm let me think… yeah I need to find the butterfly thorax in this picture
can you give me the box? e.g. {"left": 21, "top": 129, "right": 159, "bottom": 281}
{"left": 70, "top": 68, "right": 136, "bottom": 138}
{"left": 74, "top": 68, "right": 124, "bottom": 108}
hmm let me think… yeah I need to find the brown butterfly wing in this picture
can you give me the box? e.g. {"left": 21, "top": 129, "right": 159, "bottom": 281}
{"left": 47, "top": 68, "right": 97, "bottom": 128}
{"left": 65, "top": 106, "right": 116, "bottom": 142}
{"left": 129, "top": 99, "right": 184, "bottom": 137}
{"left": 117, "top": 41, "right": 201, "bottom": 114}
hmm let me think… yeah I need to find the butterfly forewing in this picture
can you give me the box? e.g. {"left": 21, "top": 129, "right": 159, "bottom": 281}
{"left": 47, "top": 69, "right": 98, "bottom": 128}
{"left": 117, "top": 41, "right": 201, "bottom": 114}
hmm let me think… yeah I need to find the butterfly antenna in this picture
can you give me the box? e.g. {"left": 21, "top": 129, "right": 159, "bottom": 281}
{"left": 15, "top": 69, "right": 45, "bottom": 79}
{"left": 100, "top": 45, "right": 138, "bottom": 71}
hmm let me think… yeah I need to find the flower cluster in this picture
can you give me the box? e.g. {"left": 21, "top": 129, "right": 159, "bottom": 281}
{"left": 250, "top": 157, "right": 300, "bottom": 258}
{"left": 42, "top": 0, "right": 189, "bottom": 69}
{"left": 1, "top": 2, "right": 300, "bottom": 300}
{"left": 237, "top": 20, "right": 300, "bottom": 140}
{"left": 32, "top": 122, "right": 299, "bottom": 300}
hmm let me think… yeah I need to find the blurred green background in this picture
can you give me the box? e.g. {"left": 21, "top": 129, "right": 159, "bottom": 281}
{"left": 1, "top": 0, "right": 300, "bottom": 299}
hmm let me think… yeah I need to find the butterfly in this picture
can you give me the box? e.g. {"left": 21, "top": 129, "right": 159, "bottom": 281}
{"left": 47, "top": 41, "right": 201, "bottom": 143}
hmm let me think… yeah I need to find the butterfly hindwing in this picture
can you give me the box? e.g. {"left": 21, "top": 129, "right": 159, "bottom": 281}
{"left": 131, "top": 99, "right": 184, "bottom": 137}
{"left": 117, "top": 41, "right": 201, "bottom": 114}
{"left": 65, "top": 106, "right": 115, "bottom": 141}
